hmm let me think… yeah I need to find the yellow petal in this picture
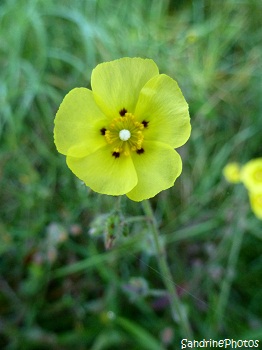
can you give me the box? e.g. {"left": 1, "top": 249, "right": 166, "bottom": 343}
{"left": 66, "top": 145, "right": 138, "bottom": 196}
{"left": 126, "top": 141, "right": 182, "bottom": 201}
{"left": 91, "top": 57, "right": 159, "bottom": 119}
{"left": 241, "top": 158, "right": 262, "bottom": 191}
{"left": 249, "top": 191, "right": 262, "bottom": 220}
{"left": 54, "top": 88, "right": 108, "bottom": 157}
{"left": 135, "top": 74, "right": 191, "bottom": 148}
{"left": 223, "top": 162, "right": 241, "bottom": 183}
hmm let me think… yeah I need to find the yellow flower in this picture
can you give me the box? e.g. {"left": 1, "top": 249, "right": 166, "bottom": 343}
{"left": 241, "top": 158, "right": 262, "bottom": 192}
{"left": 249, "top": 191, "right": 262, "bottom": 220}
{"left": 223, "top": 162, "right": 241, "bottom": 183}
{"left": 54, "top": 57, "right": 191, "bottom": 201}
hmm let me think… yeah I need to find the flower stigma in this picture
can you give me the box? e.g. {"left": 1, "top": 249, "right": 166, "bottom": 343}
{"left": 103, "top": 112, "right": 145, "bottom": 157}
{"left": 119, "top": 129, "right": 131, "bottom": 141}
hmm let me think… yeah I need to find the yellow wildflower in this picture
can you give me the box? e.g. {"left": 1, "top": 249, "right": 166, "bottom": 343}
{"left": 249, "top": 191, "right": 262, "bottom": 220}
{"left": 54, "top": 57, "right": 191, "bottom": 201}
{"left": 223, "top": 162, "right": 241, "bottom": 183}
{"left": 241, "top": 158, "right": 262, "bottom": 192}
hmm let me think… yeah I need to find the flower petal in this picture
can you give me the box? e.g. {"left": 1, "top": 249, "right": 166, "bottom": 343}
{"left": 135, "top": 74, "right": 191, "bottom": 148}
{"left": 249, "top": 191, "right": 262, "bottom": 219}
{"left": 91, "top": 57, "right": 159, "bottom": 119}
{"left": 66, "top": 145, "right": 138, "bottom": 196}
{"left": 126, "top": 141, "right": 182, "bottom": 201}
{"left": 54, "top": 88, "right": 108, "bottom": 157}
{"left": 241, "top": 158, "right": 262, "bottom": 192}
{"left": 223, "top": 162, "right": 241, "bottom": 183}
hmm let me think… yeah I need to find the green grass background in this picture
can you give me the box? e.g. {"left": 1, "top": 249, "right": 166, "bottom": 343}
{"left": 0, "top": 0, "right": 262, "bottom": 348}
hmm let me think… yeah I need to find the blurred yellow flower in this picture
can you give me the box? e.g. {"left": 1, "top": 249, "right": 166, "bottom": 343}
{"left": 241, "top": 158, "right": 262, "bottom": 192}
{"left": 223, "top": 162, "right": 241, "bottom": 183}
{"left": 249, "top": 191, "right": 262, "bottom": 220}
{"left": 54, "top": 57, "right": 191, "bottom": 201}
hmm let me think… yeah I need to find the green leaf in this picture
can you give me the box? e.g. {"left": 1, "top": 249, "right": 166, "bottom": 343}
{"left": 116, "top": 317, "right": 165, "bottom": 350}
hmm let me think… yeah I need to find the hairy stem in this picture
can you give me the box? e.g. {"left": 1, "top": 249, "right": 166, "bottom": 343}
{"left": 142, "top": 200, "right": 193, "bottom": 339}
{"left": 215, "top": 215, "right": 245, "bottom": 328}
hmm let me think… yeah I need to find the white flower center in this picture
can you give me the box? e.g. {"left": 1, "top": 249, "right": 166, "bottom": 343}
{"left": 119, "top": 129, "right": 131, "bottom": 141}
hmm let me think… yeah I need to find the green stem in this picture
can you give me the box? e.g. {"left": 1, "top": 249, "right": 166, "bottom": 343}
{"left": 142, "top": 200, "right": 193, "bottom": 339}
{"left": 215, "top": 215, "right": 245, "bottom": 328}
{"left": 116, "top": 195, "right": 123, "bottom": 213}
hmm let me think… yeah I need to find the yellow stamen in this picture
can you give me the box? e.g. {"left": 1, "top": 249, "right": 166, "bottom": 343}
{"left": 103, "top": 113, "right": 145, "bottom": 156}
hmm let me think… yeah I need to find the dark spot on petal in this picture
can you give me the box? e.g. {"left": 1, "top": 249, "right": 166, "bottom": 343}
{"left": 142, "top": 120, "right": 149, "bottom": 128}
{"left": 136, "top": 148, "right": 144, "bottom": 155}
{"left": 119, "top": 108, "right": 127, "bottom": 116}
{"left": 100, "top": 127, "right": 106, "bottom": 135}
{"left": 112, "top": 151, "right": 120, "bottom": 158}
